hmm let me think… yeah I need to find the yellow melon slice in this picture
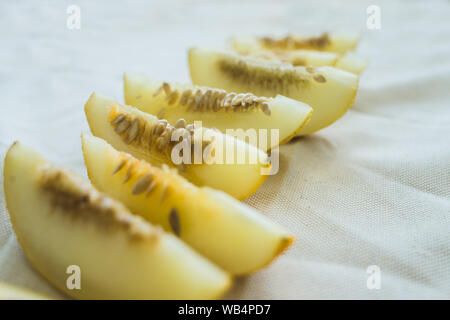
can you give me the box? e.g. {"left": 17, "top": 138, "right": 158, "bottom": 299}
{"left": 84, "top": 93, "right": 270, "bottom": 200}
{"left": 124, "top": 73, "right": 312, "bottom": 151}
{"left": 188, "top": 48, "right": 359, "bottom": 136}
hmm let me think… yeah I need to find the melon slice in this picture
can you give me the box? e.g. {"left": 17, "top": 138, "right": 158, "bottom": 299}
{"left": 0, "top": 282, "right": 50, "bottom": 300}
{"left": 231, "top": 33, "right": 360, "bottom": 54}
{"left": 242, "top": 50, "right": 367, "bottom": 75}
{"left": 123, "top": 73, "right": 312, "bottom": 151}
{"left": 85, "top": 93, "right": 270, "bottom": 200}
{"left": 188, "top": 48, "right": 359, "bottom": 136}
{"left": 82, "top": 134, "right": 294, "bottom": 275}
{"left": 3, "top": 142, "right": 230, "bottom": 300}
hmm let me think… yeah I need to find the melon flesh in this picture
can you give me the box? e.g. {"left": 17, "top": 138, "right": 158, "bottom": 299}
{"left": 231, "top": 33, "right": 360, "bottom": 54}
{"left": 3, "top": 142, "right": 230, "bottom": 300}
{"left": 84, "top": 93, "right": 269, "bottom": 200}
{"left": 189, "top": 48, "right": 359, "bottom": 136}
{"left": 124, "top": 73, "right": 312, "bottom": 151}
{"left": 82, "top": 134, "right": 294, "bottom": 275}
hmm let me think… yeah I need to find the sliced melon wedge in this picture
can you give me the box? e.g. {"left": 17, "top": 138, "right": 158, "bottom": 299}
{"left": 3, "top": 142, "right": 230, "bottom": 300}
{"left": 124, "top": 73, "right": 312, "bottom": 150}
{"left": 242, "top": 50, "right": 367, "bottom": 75}
{"left": 85, "top": 93, "right": 270, "bottom": 200}
{"left": 231, "top": 33, "right": 360, "bottom": 54}
{"left": 0, "top": 282, "right": 50, "bottom": 300}
{"left": 82, "top": 134, "right": 294, "bottom": 275}
{"left": 188, "top": 48, "right": 359, "bottom": 136}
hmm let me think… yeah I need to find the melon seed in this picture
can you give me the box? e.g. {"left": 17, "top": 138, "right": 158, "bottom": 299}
{"left": 169, "top": 208, "right": 181, "bottom": 236}
{"left": 145, "top": 181, "right": 157, "bottom": 197}
{"left": 157, "top": 108, "right": 166, "bottom": 119}
{"left": 166, "top": 90, "right": 179, "bottom": 105}
{"left": 179, "top": 90, "right": 192, "bottom": 106}
{"left": 261, "top": 102, "right": 271, "bottom": 116}
{"left": 162, "top": 82, "right": 171, "bottom": 95}
{"left": 313, "top": 74, "right": 326, "bottom": 83}
{"left": 111, "top": 159, "right": 126, "bottom": 175}
{"left": 159, "top": 184, "right": 169, "bottom": 203}
{"left": 132, "top": 174, "right": 153, "bottom": 195}
{"left": 174, "top": 118, "right": 186, "bottom": 128}
{"left": 123, "top": 165, "right": 134, "bottom": 183}
{"left": 112, "top": 114, "right": 126, "bottom": 125}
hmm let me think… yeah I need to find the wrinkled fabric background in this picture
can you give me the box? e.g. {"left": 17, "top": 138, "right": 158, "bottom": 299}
{"left": 0, "top": 0, "right": 449, "bottom": 299}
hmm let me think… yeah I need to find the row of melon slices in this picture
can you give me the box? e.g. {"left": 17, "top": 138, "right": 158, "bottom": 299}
{"left": 125, "top": 32, "right": 364, "bottom": 144}
{"left": 3, "top": 32, "right": 364, "bottom": 299}
{"left": 4, "top": 136, "right": 292, "bottom": 299}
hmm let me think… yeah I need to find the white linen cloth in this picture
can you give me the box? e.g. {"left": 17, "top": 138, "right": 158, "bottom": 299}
{"left": 0, "top": 0, "right": 449, "bottom": 299}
